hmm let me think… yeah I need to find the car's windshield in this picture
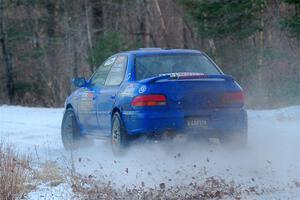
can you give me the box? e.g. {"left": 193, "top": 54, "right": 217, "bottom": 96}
{"left": 135, "top": 53, "right": 221, "bottom": 80}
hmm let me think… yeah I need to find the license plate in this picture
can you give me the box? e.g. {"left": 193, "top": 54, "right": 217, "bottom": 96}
{"left": 186, "top": 118, "right": 208, "bottom": 128}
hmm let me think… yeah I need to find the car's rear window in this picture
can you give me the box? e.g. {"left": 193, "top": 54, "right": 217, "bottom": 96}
{"left": 135, "top": 53, "right": 221, "bottom": 80}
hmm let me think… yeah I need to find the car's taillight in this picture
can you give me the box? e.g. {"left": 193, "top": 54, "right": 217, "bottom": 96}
{"left": 222, "top": 91, "right": 245, "bottom": 105}
{"left": 131, "top": 95, "right": 167, "bottom": 107}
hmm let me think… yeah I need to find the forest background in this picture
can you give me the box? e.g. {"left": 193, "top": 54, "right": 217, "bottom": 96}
{"left": 0, "top": 0, "right": 299, "bottom": 108}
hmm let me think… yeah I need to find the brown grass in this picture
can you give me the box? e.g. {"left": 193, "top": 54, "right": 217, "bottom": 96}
{"left": 34, "top": 161, "right": 64, "bottom": 187}
{"left": 0, "top": 141, "right": 70, "bottom": 199}
{"left": 0, "top": 142, "right": 32, "bottom": 200}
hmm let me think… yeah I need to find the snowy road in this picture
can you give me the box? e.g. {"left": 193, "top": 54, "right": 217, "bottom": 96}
{"left": 0, "top": 105, "right": 300, "bottom": 199}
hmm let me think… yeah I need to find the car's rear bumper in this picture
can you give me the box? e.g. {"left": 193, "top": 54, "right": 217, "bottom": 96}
{"left": 122, "top": 108, "right": 247, "bottom": 135}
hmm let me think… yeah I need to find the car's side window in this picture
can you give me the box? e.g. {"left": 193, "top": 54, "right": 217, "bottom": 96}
{"left": 105, "top": 55, "right": 127, "bottom": 86}
{"left": 90, "top": 56, "right": 116, "bottom": 86}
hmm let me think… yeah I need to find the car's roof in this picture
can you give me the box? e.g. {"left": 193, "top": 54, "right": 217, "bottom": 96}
{"left": 121, "top": 48, "right": 202, "bottom": 56}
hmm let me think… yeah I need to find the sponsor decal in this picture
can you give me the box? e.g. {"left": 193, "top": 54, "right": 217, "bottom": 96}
{"left": 138, "top": 85, "right": 147, "bottom": 94}
{"left": 86, "top": 92, "right": 93, "bottom": 98}
{"left": 159, "top": 72, "right": 205, "bottom": 77}
{"left": 127, "top": 73, "right": 131, "bottom": 80}
{"left": 79, "top": 92, "right": 94, "bottom": 111}
{"left": 120, "top": 84, "right": 135, "bottom": 96}
{"left": 104, "top": 57, "right": 116, "bottom": 66}
{"left": 116, "top": 56, "right": 126, "bottom": 63}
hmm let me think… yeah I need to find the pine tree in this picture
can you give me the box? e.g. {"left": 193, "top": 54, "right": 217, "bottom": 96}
{"left": 281, "top": 0, "right": 300, "bottom": 41}
{"left": 180, "top": 0, "right": 264, "bottom": 39}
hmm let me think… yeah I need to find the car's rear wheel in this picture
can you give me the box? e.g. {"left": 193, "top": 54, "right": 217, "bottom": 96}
{"left": 111, "top": 112, "right": 128, "bottom": 155}
{"left": 61, "top": 108, "right": 93, "bottom": 150}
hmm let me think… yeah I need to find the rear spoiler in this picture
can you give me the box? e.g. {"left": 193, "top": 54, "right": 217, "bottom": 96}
{"left": 140, "top": 74, "right": 234, "bottom": 84}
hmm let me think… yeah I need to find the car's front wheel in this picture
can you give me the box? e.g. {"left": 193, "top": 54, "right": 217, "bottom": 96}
{"left": 111, "top": 112, "right": 128, "bottom": 155}
{"left": 61, "top": 108, "right": 92, "bottom": 150}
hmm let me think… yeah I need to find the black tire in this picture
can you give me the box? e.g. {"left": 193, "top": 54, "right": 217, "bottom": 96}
{"left": 111, "top": 112, "right": 128, "bottom": 155}
{"left": 61, "top": 108, "right": 92, "bottom": 150}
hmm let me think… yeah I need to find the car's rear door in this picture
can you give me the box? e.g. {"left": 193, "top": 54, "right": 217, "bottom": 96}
{"left": 96, "top": 55, "right": 128, "bottom": 133}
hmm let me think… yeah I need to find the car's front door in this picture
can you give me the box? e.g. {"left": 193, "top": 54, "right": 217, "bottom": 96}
{"left": 77, "top": 86, "right": 98, "bottom": 132}
{"left": 97, "top": 55, "right": 128, "bottom": 134}
{"left": 78, "top": 56, "right": 116, "bottom": 133}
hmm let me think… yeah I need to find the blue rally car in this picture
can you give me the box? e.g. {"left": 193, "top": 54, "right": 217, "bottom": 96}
{"left": 61, "top": 48, "right": 247, "bottom": 153}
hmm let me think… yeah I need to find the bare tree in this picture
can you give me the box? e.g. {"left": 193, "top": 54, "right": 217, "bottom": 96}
{"left": 153, "top": 0, "right": 170, "bottom": 47}
{"left": 0, "top": 0, "right": 15, "bottom": 103}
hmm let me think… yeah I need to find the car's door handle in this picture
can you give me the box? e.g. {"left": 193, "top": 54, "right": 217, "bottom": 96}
{"left": 111, "top": 94, "right": 116, "bottom": 99}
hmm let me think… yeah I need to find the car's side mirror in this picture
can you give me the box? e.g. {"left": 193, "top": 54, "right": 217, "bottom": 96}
{"left": 72, "top": 77, "right": 87, "bottom": 87}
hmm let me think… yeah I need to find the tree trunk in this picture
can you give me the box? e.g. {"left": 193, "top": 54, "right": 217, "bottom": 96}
{"left": 144, "top": 0, "right": 151, "bottom": 47}
{"left": 85, "top": 0, "right": 93, "bottom": 50}
{"left": 143, "top": 0, "right": 157, "bottom": 46}
{"left": 46, "top": 1, "right": 61, "bottom": 106}
{"left": 136, "top": 0, "right": 151, "bottom": 47}
{"left": 85, "top": 0, "right": 94, "bottom": 72}
{"left": 0, "top": 0, "right": 15, "bottom": 103}
{"left": 153, "top": 0, "right": 169, "bottom": 48}
{"left": 257, "top": 0, "right": 265, "bottom": 104}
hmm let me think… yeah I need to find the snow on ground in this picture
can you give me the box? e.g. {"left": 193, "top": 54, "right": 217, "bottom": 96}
{"left": 0, "top": 106, "right": 64, "bottom": 161}
{"left": 27, "top": 183, "right": 73, "bottom": 200}
{"left": 0, "top": 105, "right": 300, "bottom": 199}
